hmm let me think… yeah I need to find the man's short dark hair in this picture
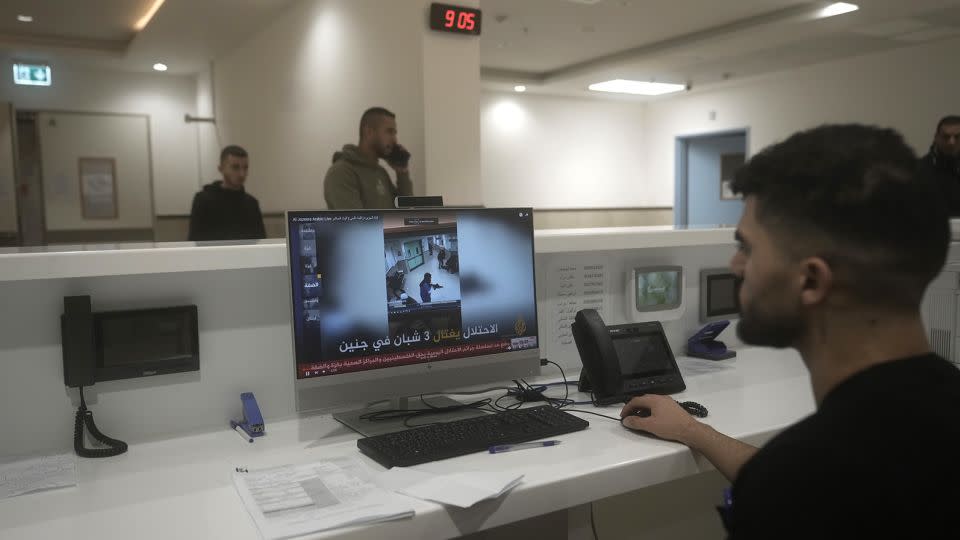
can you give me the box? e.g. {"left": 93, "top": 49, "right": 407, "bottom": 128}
{"left": 732, "top": 124, "right": 949, "bottom": 309}
{"left": 220, "top": 145, "right": 248, "bottom": 163}
{"left": 936, "top": 116, "right": 960, "bottom": 133}
{"left": 359, "top": 107, "right": 396, "bottom": 139}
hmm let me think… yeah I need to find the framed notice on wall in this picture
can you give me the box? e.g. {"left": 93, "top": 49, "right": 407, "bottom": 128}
{"left": 78, "top": 157, "right": 117, "bottom": 219}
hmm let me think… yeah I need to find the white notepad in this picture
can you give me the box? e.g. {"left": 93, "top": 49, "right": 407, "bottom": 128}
{"left": 0, "top": 453, "right": 77, "bottom": 499}
{"left": 233, "top": 458, "right": 415, "bottom": 540}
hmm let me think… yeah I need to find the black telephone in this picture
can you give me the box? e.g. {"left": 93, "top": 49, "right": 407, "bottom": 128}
{"left": 571, "top": 309, "right": 687, "bottom": 406}
{"left": 61, "top": 296, "right": 128, "bottom": 458}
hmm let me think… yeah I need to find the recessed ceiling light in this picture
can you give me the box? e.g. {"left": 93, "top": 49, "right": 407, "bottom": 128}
{"left": 588, "top": 79, "right": 686, "bottom": 96}
{"left": 152, "top": 63, "right": 168, "bottom": 72}
{"left": 514, "top": 85, "right": 527, "bottom": 93}
{"left": 820, "top": 3, "right": 858, "bottom": 18}
{"left": 17, "top": 14, "right": 33, "bottom": 23}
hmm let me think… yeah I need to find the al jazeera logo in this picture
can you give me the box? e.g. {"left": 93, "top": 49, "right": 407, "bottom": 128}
{"left": 514, "top": 315, "right": 527, "bottom": 336}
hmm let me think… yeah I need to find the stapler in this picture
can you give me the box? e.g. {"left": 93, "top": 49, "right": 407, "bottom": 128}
{"left": 687, "top": 320, "right": 737, "bottom": 360}
{"left": 232, "top": 392, "right": 265, "bottom": 438}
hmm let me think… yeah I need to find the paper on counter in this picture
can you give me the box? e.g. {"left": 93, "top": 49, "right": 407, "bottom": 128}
{"left": 0, "top": 453, "right": 77, "bottom": 499}
{"left": 378, "top": 467, "right": 523, "bottom": 508}
{"left": 233, "top": 457, "right": 414, "bottom": 540}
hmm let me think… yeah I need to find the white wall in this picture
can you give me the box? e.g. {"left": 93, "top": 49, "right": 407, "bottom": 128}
{"left": 214, "top": 0, "right": 484, "bottom": 212}
{"left": 214, "top": 0, "right": 427, "bottom": 212}
{"left": 195, "top": 67, "right": 221, "bottom": 185}
{"left": 481, "top": 92, "right": 650, "bottom": 209}
{"left": 0, "top": 64, "right": 202, "bottom": 217}
{"left": 422, "top": 0, "right": 482, "bottom": 206}
{"left": 39, "top": 113, "right": 154, "bottom": 230}
{"left": 643, "top": 36, "right": 960, "bottom": 194}
{"left": 0, "top": 102, "right": 15, "bottom": 233}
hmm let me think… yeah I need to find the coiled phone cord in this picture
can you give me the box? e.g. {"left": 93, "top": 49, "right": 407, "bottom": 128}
{"left": 74, "top": 387, "right": 128, "bottom": 458}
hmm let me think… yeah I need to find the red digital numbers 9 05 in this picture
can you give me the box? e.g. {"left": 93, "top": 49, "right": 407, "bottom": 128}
{"left": 444, "top": 9, "right": 476, "bottom": 31}
{"left": 431, "top": 3, "right": 482, "bottom": 35}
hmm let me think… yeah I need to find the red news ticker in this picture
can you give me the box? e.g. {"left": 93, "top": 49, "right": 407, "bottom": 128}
{"left": 299, "top": 340, "right": 511, "bottom": 377}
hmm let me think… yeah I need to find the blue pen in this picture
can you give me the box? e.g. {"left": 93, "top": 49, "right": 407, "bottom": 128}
{"left": 489, "top": 440, "right": 561, "bottom": 454}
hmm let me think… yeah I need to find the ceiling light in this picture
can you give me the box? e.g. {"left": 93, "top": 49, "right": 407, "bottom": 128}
{"left": 17, "top": 14, "right": 33, "bottom": 23}
{"left": 820, "top": 3, "right": 859, "bottom": 18}
{"left": 588, "top": 79, "right": 686, "bottom": 96}
{"left": 514, "top": 85, "right": 527, "bottom": 93}
{"left": 134, "top": 0, "right": 166, "bottom": 31}
{"left": 152, "top": 63, "right": 168, "bottom": 72}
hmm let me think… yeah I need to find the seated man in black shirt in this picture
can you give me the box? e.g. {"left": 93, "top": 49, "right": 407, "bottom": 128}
{"left": 621, "top": 124, "right": 959, "bottom": 538}
{"left": 188, "top": 145, "right": 266, "bottom": 241}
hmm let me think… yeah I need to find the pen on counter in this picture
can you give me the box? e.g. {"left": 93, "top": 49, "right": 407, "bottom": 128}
{"left": 232, "top": 423, "right": 253, "bottom": 443}
{"left": 489, "top": 440, "right": 561, "bottom": 454}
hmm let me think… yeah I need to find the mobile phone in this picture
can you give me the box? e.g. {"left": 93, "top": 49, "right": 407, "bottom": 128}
{"left": 387, "top": 145, "right": 411, "bottom": 167}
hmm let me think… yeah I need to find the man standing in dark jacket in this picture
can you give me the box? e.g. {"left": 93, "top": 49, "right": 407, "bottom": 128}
{"left": 188, "top": 145, "right": 266, "bottom": 241}
{"left": 919, "top": 115, "right": 960, "bottom": 215}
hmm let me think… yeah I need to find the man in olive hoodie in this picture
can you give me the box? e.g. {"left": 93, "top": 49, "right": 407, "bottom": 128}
{"left": 324, "top": 107, "right": 413, "bottom": 209}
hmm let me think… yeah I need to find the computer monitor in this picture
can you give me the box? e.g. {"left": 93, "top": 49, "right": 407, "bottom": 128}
{"left": 286, "top": 208, "right": 540, "bottom": 435}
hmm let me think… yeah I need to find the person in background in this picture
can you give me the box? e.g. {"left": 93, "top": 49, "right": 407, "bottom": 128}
{"left": 324, "top": 107, "right": 413, "bottom": 209}
{"left": 620, "top": 124, "right": 959, "bottom": 538}
{"left": 919, "top": 115, "right": 960, "bottom": 215}
{"left": 419, "top": 273, "right": 442, "bottom": 303}
{"left": 188, "top": 145, "right": 266, "bottom": 241}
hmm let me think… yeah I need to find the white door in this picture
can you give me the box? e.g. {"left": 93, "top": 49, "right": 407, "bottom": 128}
{"left": 38, "top": 112, "right": 154, "bottom": 240}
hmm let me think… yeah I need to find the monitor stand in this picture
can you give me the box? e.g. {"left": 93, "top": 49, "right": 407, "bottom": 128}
{"left": 334, "top": 395, "right": 488, "bottom": 437}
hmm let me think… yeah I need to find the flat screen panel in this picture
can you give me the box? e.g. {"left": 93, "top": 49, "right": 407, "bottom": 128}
{"left": 287, "top": 208, "right": 539, "bottom": 379}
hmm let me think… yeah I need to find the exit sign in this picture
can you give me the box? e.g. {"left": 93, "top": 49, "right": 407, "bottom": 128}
{"left": 13, "top": 63, "right": 52, "bottom": 86}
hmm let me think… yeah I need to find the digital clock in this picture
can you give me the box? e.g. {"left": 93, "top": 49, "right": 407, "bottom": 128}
{"left": 429, "top": 3, "right": 482, "bottom": 36}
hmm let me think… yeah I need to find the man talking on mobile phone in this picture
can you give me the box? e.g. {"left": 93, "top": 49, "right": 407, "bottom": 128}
{"left": 324, "top": 107, "right": 413, "bottom": 209}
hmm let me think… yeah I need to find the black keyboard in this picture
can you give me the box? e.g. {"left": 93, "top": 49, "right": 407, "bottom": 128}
{"left": 357, "top": 405, "right": 589, "bottom": 468}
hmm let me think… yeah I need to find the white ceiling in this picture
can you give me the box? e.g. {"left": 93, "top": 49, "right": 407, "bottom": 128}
{"left": 0, "top": 0, "right": 298, "bottom": 75}
{"left": 0, "top": 0, "right": 155, "bottom": 51}
{"left": 3, "top": 0, "right": 960, "bottom": 100}
{"left": 480, "top": 0, "right": 960, "bottom": 98}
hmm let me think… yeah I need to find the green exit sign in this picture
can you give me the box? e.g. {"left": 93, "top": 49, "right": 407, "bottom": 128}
{"left": 13, "top": 63, "right": 52, "bottom": 86}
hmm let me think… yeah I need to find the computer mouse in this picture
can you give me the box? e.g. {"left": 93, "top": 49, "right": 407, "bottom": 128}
{"left": 629, "top": 408, "right": 652, "bottom": 418}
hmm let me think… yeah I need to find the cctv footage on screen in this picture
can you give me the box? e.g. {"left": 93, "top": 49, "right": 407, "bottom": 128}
{"left": 288, "top": 209, "right": 539, "bottom": 378}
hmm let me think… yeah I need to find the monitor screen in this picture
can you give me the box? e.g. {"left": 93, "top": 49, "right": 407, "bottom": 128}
{"left": 700, "top": 268, "right": 739, "bottom": 322}
{"left": 287, "top": 208, "right": 538, "bottom": 379}
{"left": 612, "top": 333, "right": 675, "bottom": 378}
{"left": 706, "top": 274, "right": 738, "bottom": 317}
{"left": 634, "top": 267, "right": 682, "bottom": 312}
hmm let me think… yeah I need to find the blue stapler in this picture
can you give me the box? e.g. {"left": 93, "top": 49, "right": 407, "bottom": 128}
{"left": 232, "top": 392, "right": 265, "bottom": 438}
{"left": 687, "top": 320, "right": 737, "bottom": 360}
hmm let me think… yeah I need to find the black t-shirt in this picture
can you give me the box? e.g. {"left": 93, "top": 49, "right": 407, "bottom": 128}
{"left": 188, "top": 181, "right": 266, "bottom": 241}
{"left": 728, "top": 354, "right": 960, "bottom": 539}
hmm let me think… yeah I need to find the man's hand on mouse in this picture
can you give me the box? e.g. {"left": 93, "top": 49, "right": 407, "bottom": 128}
{"left": 620, "top": 394, "right": 702, "bottom": 444}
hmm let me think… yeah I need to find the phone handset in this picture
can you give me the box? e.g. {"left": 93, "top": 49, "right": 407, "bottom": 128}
{"left": 62, "top": 296, "right": 128, "bottom": 458}
{"left": 571, "top": 309, "right": 625, "bottom": 405}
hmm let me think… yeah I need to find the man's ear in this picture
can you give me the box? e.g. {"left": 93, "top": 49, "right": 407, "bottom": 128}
{"left": 799, "top": 256, "right": 833, "bottom": 307}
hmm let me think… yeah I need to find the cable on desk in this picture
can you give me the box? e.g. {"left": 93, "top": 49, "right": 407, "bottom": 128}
{"left": 358, "top": 395, "right": 495, "bottom": 428}
{"left": 564, "top": 409, "right": 623, "bottom": 422}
